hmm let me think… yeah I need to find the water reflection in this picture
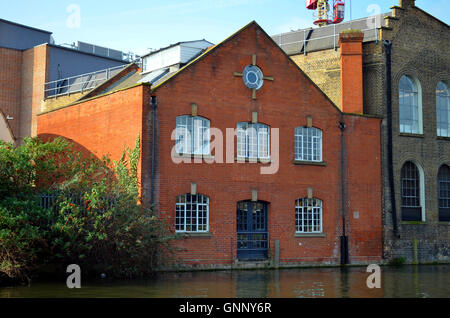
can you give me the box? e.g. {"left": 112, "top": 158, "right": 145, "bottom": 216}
{"left": 0, "top": 265, "right": 449, "bottom": 298}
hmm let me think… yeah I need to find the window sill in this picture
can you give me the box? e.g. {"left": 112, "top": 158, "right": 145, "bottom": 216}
{"left": 292, "top": 160, "right": 327, "bottom": 166}
{"left": 439, "top": 222, "right": 450, "bottom": 225}
{"left": 235, "top": 157, "right": 272, "bottom": 164}
{"left": 295, "top": 233, "right": 326, "bottom": 238}
{"left": 176, "top": 232, "right": 212, "bottom": 238}
{"left": 399, "top": 133, "right": 424, "bottom": 138}
{"left": 401, "top": 221, "right": 427, "bottom": 225}
{"left": 437, "top": 136, "right": 450, "bottom": 141}
{"left": 174, "top": 153, "right": 215, "bottom": 160}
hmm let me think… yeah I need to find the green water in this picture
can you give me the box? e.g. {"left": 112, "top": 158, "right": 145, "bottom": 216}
{"left": 1, "top": 265, "right": 449, "bottom": 298}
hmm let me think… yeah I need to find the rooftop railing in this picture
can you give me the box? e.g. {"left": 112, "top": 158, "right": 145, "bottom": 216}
{"left": 274, "top": 15, "right": 386, "bottom": 55}
{"left": 44, "top": 60, "right": 142, "bottom": 98}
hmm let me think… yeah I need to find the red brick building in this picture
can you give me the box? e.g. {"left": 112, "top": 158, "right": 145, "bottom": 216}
{"left": 37, "top": 22, "right": 382, "bottom": 269}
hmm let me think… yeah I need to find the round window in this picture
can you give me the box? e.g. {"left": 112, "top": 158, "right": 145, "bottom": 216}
{"left": 243, "top": 65, "right": 264, "bottom": 90}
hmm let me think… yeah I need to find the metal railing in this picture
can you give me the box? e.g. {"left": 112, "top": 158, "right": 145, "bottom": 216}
{"left": 43, "top": 61, "right": 142, "bottom": 98}
{"left": 40, "top": 192, "right": 118, "bottom": 215}
{"left": 277, "top": 25, "right": 379, "bottom": 55}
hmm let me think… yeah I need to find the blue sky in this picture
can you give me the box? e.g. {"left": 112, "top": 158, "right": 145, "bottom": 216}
{"left": 1, "top": 0, "right": 449, "bottom": 56}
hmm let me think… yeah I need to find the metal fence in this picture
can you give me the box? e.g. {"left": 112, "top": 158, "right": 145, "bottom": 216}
{"left": 40, "top": 192, "right": 118, "bottom": 215}
{"left": 44, "top": 65, "right": 128, "bottom": 98}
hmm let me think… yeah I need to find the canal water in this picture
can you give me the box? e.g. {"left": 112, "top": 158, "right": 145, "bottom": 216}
{"left": 0, "top": 265, "right": 449, "bottom": 298}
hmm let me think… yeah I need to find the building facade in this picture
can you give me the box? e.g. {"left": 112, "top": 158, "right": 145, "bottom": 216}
{"left": 273, "top": 0, "right": 450, "bottom": 263}
{"left": 0, "top": 18, "right": 128, "bottom": 144}
{"left": 37, "top": 22, "right": 383, "bottom": 269}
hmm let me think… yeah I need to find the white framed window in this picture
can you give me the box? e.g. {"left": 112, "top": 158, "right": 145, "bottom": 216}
{"left": 295, "top": 127, "right": 322, "bottom": 162}
{"left": 237, "top": 122, "right": 270, "bottom": 159}
{"left": 399, "top": 75, "right": 422, "bottom": 134}
{"left": 176, "top": 115, "right": 210, "bottom": 155}
{"left": 437, "top": 81, "right": 450, "bottom": 137}
{"left": 295, "top": 198, "right": 323, "bottom": 233}
{"left": 175, "top": 194, "right": 209, "bottom": 232}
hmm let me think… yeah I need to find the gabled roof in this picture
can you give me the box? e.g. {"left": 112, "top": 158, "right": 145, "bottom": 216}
{"left": 148, "top": 20, "right": 342, "bottom": 113}
{"left": 51, "top": 21, "right": 344, "bottom": 115}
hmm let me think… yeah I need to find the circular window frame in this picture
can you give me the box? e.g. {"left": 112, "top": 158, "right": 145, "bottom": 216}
{"left": 243, "top": 65, "right": 264, "bottom": 90}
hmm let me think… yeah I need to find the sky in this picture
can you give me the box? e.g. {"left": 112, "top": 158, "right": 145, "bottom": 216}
{"left": 1, "top": 0, "right": 449, "bottom": 56}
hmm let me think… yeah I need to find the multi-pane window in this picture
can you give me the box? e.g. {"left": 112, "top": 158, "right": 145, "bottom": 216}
{"left": 437, "top": 82, "right": 450, "bottom": 137}
{"left": 175, "top": 194, "right": 209, "bottom": 232}
{"left": 295, "top": 198, "right": 323, "bottom": 233}
{"left": 438, "top": 165, "right": 450, "bottom": 222}
{"left": 237, "top": 123, "right": 270, "bottom": 159}
{"left": 401, "top": 161, "right": 422, "bottom": 221}
{"left": 295, "top": 127, "right": 322, "bottom": 162}
{"left": 176, "top": 115, "right": 210, "bottom": 155}
{"left": 399, "top": 75, "right": 421, "bottom": 134}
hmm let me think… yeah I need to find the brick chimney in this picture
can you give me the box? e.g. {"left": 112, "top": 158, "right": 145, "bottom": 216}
{"left": 399, "top": 0, "right": 415, "bottom": 8}
{"left": 339, "top": 31, "right": 364, "bottom": 114}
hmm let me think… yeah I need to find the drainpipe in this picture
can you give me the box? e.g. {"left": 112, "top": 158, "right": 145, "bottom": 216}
{"left": 383, "top": 40, "right": 399, "bottom": 238}
{"left": 339, "top": 119, "right": 349, "bottom": 265}
{"left": 151, "top": 95, "right": 158, "bottom": 205}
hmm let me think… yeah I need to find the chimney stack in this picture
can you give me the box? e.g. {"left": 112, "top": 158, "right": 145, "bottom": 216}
{"left": 399, "top": 0, "right": 415, "bottom": 8}
{"left": 339, "top": 31, "right": 364, "bottom": 114}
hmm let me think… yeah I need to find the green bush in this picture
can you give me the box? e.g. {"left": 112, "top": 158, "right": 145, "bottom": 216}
{"left": 0, "top": 137, "right": 172, "bottom": 281}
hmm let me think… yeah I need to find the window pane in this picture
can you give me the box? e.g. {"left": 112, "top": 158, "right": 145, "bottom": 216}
{"left": 438, "top": 165, "right": 450, "bottom": 209}
{"left": 295, "top": 198, "right": 323, "bottom": 233}
{"left": 176, "top": 116, "right": 210, "bottom": 155}
{"left": 175, "top": 194, "right": 209, "bottom": 232}
{"left": 401, "top": 162, "right": 421, "bottom": 207}
{"left": 399, "top": 76, "right": 420, "bottom": 134}
{"left": 295, "top": 127, "right": 322, "bottom": 162}
{"left": 237, "top": 122, "right": 271, "bottom": 159}
{"left": 437, "top": 82, "right": 450, "bottom": 137}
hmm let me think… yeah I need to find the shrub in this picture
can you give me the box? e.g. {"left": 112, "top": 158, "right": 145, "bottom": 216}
{"left": 0, "top": 137, "right": 172, "bottom": 281}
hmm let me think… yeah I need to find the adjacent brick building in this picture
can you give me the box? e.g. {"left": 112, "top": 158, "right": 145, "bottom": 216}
{"left": 37, "top": 22, "right": 383, "bottom": 269}
{"left": 0, "top": 18, "right": 128, "bottom": 144}
{"left": 273, "top": 0, "right": 450, "bottom": 263}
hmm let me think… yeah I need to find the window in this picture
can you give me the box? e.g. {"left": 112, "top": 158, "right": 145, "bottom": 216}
{"left": 175, "top": 194, "right": 209, "bottom": 232}
{"left": 399, "top": 75, "right": 422, "bottom": 134}
{"left": 176, "top": 116, "right": 210, "bottom": 155}
{"left": 295, "top": 127, "right": 322, "bottom": 162}
{"left": 438, "top": 165, "right": 450, "bottom": 222}
{"left": 437, "top": 82, "right": 450, "bottom": 137}
{"left": 295, "top": 198, "right": 323, "bottom": 233}
{"left": 237, "top": 122, "right": 270, "bottom": 159}
{"left": 401, "top": 161, "right": 425, "bottom": 221}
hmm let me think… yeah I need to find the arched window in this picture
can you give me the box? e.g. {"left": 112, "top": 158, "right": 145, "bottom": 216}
{"left": 436, "top": 81, "right": 450, "bottom": 137}
{"left": 401, "top": 161, "right": 425, "bottom": 221}
{"left": 399, "top": 75, "right": 422, "bottom": 134}
{"left": 237, "top": 122, "right": 270, "bottom": 159}
{"left": 176, "top": 115, "right": 210, "bottom": 155}
{"left": 175, "top": 194, "right": 209, "bottom": 232}
{"left": 438, "top": 165, "right": 450, "bottom": 222}
{"left": 295, "top": 127, "right": 322, "bottom": 162}
{"left": 295, "top": 198, "right": 323, "bottom": 233}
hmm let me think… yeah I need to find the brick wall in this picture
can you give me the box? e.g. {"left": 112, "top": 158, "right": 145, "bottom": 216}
{"left": 289, "top": 1, "right": 450, "bottom": 263}
{"left": 37, "top": 85, "right": 145, "bottom": 185}
{"left": 0, "top": 47, "right": 23, "bottom": 139}
{"left": 151, "top": 23, "right": 382, "bottom": 267}
{"left": 20, "top": 44, "right": 49, "bottom": 141}
{"left": 36, "top": 23, "right": 383, "bottom": 269}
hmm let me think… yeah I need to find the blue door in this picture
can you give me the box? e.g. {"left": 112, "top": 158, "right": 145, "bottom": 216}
{"left": 237, "top": 201, "right": 269, "bottom": 260}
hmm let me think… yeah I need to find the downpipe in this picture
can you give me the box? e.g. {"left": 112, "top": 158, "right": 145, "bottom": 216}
{"left": 339, "top": 120, "right": 349, "bottom": 265}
